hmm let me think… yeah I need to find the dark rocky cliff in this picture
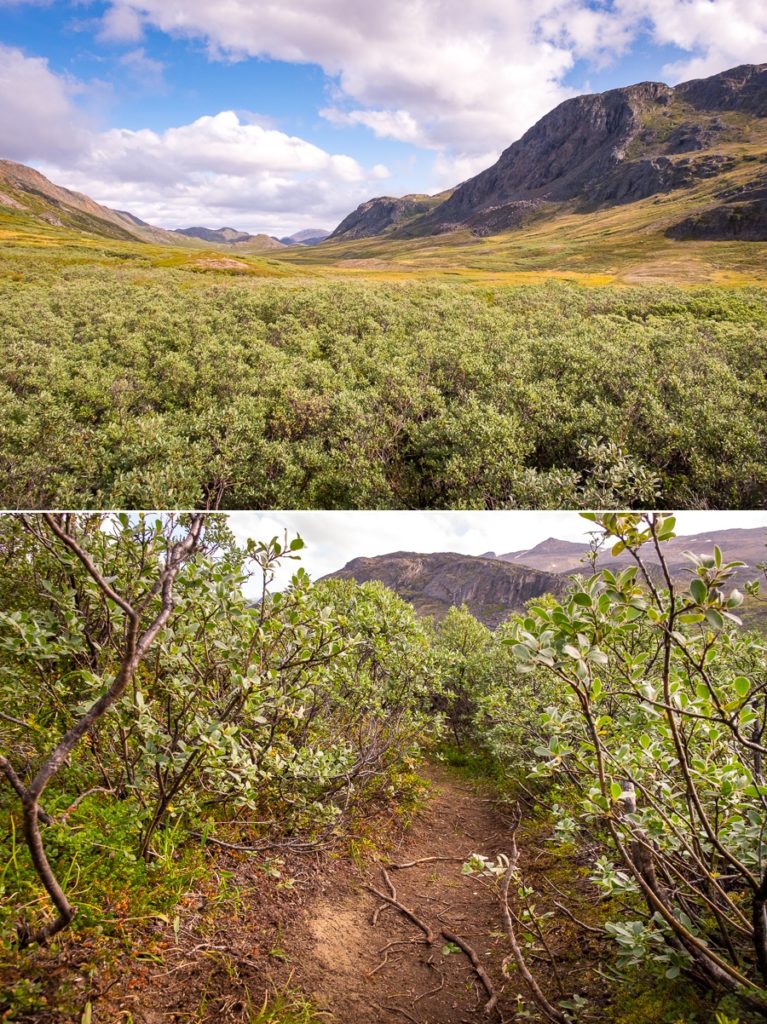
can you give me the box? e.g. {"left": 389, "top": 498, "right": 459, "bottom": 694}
{"left": 417, "top": 65, "right": 766, "bottom": 236}
{"left": 323, "top": 551, "right": 567, "bottom": 628}
{"left": 329, "top": 64, "right": 767, "bottom": 241}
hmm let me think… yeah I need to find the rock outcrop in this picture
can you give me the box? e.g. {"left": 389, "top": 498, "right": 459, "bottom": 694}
{"left": 323, "top": 551, "right": 567, "bottom": 628}
{"left": 667, "top": 199, "right": 767, "bottom": 240}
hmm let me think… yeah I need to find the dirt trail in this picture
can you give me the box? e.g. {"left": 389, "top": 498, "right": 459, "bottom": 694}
{"left": 101, "top": 764, "right": 598, "bottom": 1024}
{"left": 289, "top": 765, "right": 524, "bottom": 1024}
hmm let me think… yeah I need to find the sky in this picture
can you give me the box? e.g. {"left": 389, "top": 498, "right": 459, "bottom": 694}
{"left": 1, "top": 1, "right": 765, "bottom": 235}
{"left": 225, "top": 510, "right": 767, "bottom": 595}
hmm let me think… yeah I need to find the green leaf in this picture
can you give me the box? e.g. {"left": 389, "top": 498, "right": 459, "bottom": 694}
{"left": 678, "top": 612, "right": 705, "bottom": 625}
{"left": 733, "top": 676, "right": 750, "bottom": 698}
{"left": 705, "top": 608, "right": 724, "bottom": 630}
{"left": 611, "top": 540, "right": 626, "bottom": 557}
{"left": 689, "top": 578, "right": 707, "bottom": 605}
{"left": 573, "top": 592, "right": 592, "bottom": 607}
{"left": 610, "top": 782, "right": 623, "bottom": 800}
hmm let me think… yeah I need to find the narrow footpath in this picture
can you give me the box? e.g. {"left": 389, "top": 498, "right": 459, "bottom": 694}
{"left": 289, "top": 765, "right": 526, "bottom": 1023}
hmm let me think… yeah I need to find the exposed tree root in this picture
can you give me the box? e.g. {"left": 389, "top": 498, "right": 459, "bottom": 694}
{"left": 365, "top": 881, "right": 435, "bottom": 944}
{"left": 440, "top": 928, "right": 499, "bottom": 1017}
{"left": 499, "top": 835, "right": 568, "bottom": 1024}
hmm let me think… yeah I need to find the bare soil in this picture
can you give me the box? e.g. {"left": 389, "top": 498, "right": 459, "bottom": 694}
{"left": 288, "top": 763, "right": 524, "bottom": 1023}
{"left": 95, "top": 765, "right": 603, "bottom": 1024}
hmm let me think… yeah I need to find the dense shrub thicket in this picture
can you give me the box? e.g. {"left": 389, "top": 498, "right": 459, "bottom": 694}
{"left": 0, "top": 515, "right": 434, "bottom": 1015}
{"left": 2, "top": 272, "right": 766, "bottom": 508}
{"left": 472, "top": 514, "right": 767, "bottom": 1020}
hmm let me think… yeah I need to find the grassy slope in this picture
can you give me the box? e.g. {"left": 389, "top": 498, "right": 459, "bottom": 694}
{"left": 0, "top": 204, "right": 301, "bottom": 283}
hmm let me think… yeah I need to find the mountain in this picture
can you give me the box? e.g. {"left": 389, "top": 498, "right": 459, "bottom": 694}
{"left": 322, "top": 529, "right": 766, "bottom": 629}
{"left": 329, "top": 192, "right": 451, "bottom": 241}
{"left": 0, "top": 161, "right": 288, "bottom": 251}
{"left": 174, "top": 226, "right": 286, "bottom": 250}
{"left": 175, "top": 226, "right": 252, "bottom": 244}
{"left": 330, "top": 64, "right": 767, "bottom": 242}
{"left": 0, "top": 159, "right": 162, "bottom": 243}
{"left": 322, "top": 551, "right": 567, "bottom": 628}
{"left": 279, "top": 229, "right": 331, "bottom": 246}
{"left": 499, "top": 527, "right": 766, "bottom": 582}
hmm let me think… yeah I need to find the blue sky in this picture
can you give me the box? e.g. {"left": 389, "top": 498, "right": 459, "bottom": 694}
{"left": 0, "top": 0, "right": 764, "bottom": 234}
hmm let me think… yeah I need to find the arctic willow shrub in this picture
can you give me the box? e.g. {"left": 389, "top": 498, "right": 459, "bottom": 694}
{"left": 1, "top": 272, "right": 766, "bottom": 508}
{"left": 0, "top": 514, "right": 433, "bottom": 946}
{"left": 506, "top": 514, "right": 767, "bottom": 1016}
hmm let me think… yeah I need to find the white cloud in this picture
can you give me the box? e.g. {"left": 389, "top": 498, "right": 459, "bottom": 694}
{"left": 626, "top": 0, "right": 767, "bottom": 82}
{"left": 117, "top": 48, "right": 166, "bottom": 92}
{"left": 98, "top": 3, "right": 144, "bottom": 43}
{"left": 37, "top": 110, "right": 387, "bottom": 234}
{"left": 0, "top": 45, "right": 90, "bottom": 162}
{"left": 98, "top": 0, "right": 767, "bottom": 188}
{"left": 100, "top": 0, "right": 590, "bottom": 166}
{"left": 0, "top": 43, "right": 387, "bottom": 233}
{"left": 321, "top": 107, "right": 425, "bottom": 146}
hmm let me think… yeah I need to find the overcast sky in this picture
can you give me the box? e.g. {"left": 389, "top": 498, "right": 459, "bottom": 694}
{"left": 1, "top": 0, "right": 765, "bottom": 234}
{"left": 226, "top": 510, "right": 767, "bottom": 595}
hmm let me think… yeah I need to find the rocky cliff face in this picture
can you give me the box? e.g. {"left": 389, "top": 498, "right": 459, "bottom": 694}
{"left": 322, "top": 529, "right": 765, "bottom": 629}
{"left": 324, "top": 551, "right": 567, "bottom": 628}
{"left": 418, "top": 66, "right": 766, "bottom": 236}
{"left": 329, "top": 64, "right": 767, "bottom": 241}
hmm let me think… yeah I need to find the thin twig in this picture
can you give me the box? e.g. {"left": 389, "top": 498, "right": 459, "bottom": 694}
{"left": 388, "top": 856, "right": 467, "bottom": 869}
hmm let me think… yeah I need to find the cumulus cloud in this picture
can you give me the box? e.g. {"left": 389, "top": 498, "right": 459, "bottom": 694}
{"left": 37, "top": 111, "right": 389, "bottom": 234}
{"left": 0, "top": 45, "right": 90, "bottom": 162}
{"left": 99, "top": 0, "right": 581, "bottom": 169}
{"left": 0, "top": 44, "right": 388, "bottom": 233}
{"left": 97, "top": 0, "right": 767, "bottom": 185}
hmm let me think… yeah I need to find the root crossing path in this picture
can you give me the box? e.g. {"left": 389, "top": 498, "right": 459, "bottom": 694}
{"left": 291, "top": 766, "right": 526, "bottom": 1024}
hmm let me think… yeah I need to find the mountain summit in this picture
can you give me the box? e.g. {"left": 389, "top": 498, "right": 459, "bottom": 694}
{"left": 330, "top": 64, "right": 767, "bottom": 241}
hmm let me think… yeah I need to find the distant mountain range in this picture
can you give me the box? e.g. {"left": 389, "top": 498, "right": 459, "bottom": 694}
{"left": 174, "top": 226, "right": 330, "bottom": 248}
{"left": 329, "top": 64, "right": 767, "bottom": 242}
{"left": 324, "top": 528, "right": 766, "bottom": 628}
{"left": 1, "top": 64, "right": 765, "bottom": 256}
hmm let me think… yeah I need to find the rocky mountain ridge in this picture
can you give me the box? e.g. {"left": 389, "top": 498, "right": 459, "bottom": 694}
{"left": 330, "top": 64, "right": 767, "bottom": 242}
{"left": 499, "top": 527, "right": 766, "bottom": 577}
{"left": 0, "top": 160, "right": 328, "bottom": 250}
{"left": 323, "top": 551, "right": 569, "bottom": 628}
{"left": 325, "top": 528, "right": 765, "bottom": 627}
